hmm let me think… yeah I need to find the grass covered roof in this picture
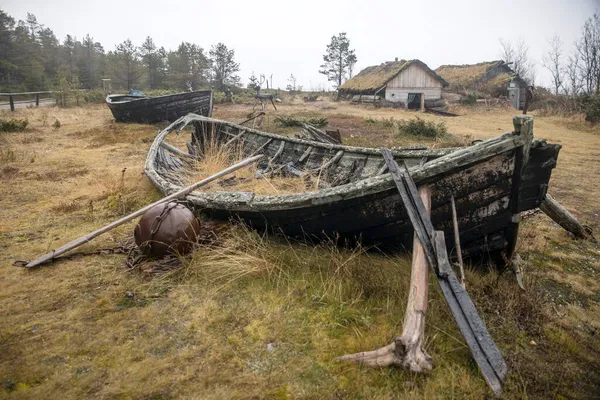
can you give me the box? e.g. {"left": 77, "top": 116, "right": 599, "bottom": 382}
{"left": 434, "top": 61, "right": 519, "bottom": 92}
{"left": 340, "top": 60, "right": 448, "bottom": 93}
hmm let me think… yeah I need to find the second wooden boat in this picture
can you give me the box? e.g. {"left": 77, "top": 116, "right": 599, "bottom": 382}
{"left": 106, "top": 90, "right": 213, "bottom": 123}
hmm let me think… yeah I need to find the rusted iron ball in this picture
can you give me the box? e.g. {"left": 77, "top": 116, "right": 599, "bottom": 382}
{"left": 134, "top": 202, "right": 200, "bottom": 257}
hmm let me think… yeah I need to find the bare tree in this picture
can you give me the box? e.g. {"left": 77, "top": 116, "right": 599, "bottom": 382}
{"left": 542, "top": 35, "right": 564, "bottom": 95}
{"left": 575, "top": 12, "right": 600, "bottom": 94}
{"left": 499, "top": 37, "right": 535, "bottom": 83}
{"left": 565, "top": 54, "right": 582, "bottom": 96}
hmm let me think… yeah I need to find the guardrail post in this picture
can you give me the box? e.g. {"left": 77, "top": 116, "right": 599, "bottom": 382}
{"left": 35, "top": 93, "right": 39, "bottom": 106}
{"left": 9, "top": 95, "right": 14, "bottom": 111}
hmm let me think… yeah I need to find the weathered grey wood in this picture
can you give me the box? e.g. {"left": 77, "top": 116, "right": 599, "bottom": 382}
{"left": 24, "top": 154, "right": 264, "bottom": 268}
{"left": 160, "top": 141, "right": 199, "bottom": 160}
{"left": 250, "top": 138, "right": 274, "bottom": 157}
{"left": 450, "top": 195, "right": 466, "bottom": 287}
{"left": 377, "top": 163, "right": 388, "bottom": 175}
{"left": 299, "top": 146, "right": 314, "bottom": 163}
{"left": 335, "top": 187, "right": 433, "bottom": 371}
{"left": 540, "top": 193, "right": 594, "bottom": 240}
{"left": 299, "top": 123, "right": 342, "bottom": 144}
{"left": 313, "top": 150, "right": 344, "bottom": 172}
{"left": 434, "top": 231, "right": 507, "bottom": 396}
{"left": 225, "top": 130, "right": 246, "bottom": 147}
{"left": 269, "top": 141, "right": 285, "bottom": 165}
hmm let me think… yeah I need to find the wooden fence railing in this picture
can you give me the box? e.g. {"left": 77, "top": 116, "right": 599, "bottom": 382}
{"left": 0, "top": 90, "right": 89, "bottom": 111}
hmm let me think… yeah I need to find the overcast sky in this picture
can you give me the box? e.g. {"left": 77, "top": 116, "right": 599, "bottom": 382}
{"left": 3, "top": 0, "right": 598, "bottom": 90}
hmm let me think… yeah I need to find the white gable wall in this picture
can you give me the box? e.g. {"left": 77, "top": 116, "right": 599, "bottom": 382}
{"left": 384, "top": 63, "right": 443, "bottom": 104}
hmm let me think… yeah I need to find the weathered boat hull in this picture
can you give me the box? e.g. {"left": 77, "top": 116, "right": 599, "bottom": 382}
{"left": 106, "top": 91, "right": 213, "bottom": 123}
{"left": 145, "top": 115, "right": 560, "bottom": 261}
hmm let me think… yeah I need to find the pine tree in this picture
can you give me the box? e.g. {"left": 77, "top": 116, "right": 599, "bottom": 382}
{"left": 112, "top": 39, "right": 142, "bottom": 90}
{"left": 319, "top": 33, "right": 357, "bottom": 88}
{"left": 209, "top": 43, "right": 241, "bottom": 91}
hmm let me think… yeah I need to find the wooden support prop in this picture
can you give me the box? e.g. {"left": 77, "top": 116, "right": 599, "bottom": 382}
{"left": 335, "top": 186, "right": 433, "bottom": 371}
{"left": 540, "top": 194, "right": 595, "bottom": 241}
{"left": 360, "top": 148, "right": 508, "bottom": 395}
{"left": 450, "top": 196, "right": 466, "bottom": 287}
{"left": 24, "top": 154, "right": 264, "bottom": 268}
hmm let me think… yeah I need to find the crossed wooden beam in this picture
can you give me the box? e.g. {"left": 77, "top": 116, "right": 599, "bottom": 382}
{"left": 336, "top": 148, "right": 507, "bottom": 396}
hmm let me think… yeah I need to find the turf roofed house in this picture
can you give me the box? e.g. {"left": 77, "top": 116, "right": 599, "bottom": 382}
{"left": 338, "top": 59, "right": 449, "bottom": 109}
{"left": 435, "top": 60, "right": 528, "bottom": 110}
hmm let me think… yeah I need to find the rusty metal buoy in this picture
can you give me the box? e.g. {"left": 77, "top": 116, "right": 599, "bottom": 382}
{"left": 134, "top": 202, "right": 200, "bottom": 257}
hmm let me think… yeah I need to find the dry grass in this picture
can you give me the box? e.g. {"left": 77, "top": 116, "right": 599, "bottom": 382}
{"left": 0, "top": 102, "right": 599, "bottom": 399}
{"left": 185, "top": 133, "right": 323, "bottom": 195}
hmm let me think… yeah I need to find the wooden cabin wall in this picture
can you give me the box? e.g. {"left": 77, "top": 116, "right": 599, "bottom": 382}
{"left": 385, "top": 63, "right": 443, "bottom": 104}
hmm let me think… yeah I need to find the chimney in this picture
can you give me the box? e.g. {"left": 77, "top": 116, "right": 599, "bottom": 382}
{"left": 395, "top": 57, "right": 398, "bottom": 61}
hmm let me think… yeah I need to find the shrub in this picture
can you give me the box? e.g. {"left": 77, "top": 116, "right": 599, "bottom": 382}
{"left": 397, "top": 117, "right": 447, "bottom": 138}
{"left": 364, "top": 117, "right": 394, "bottom": 127}
{"left": 581, "top": 94, "right": 600, "bottom": 124}
{"left": 83, "top": 90, "right": 106, "bottom": 103}
{"left": 274, "top": 115, "right": 328, "bottom": 127}
{"left": 52, "top": 119, "right": 61, "bottom": 129}
{"left": 462, "top": 92, "right": 478, "bottom": 105}
{"left": 0, "top": 118, "right": 28, "bottom": 132}
{"left": 212, "top": 91, "right": 226, "bottom": 104}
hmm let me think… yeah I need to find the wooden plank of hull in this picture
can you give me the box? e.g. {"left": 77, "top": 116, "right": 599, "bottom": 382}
{"left": 107, "top": 91, "right": 212, "bottom": 123}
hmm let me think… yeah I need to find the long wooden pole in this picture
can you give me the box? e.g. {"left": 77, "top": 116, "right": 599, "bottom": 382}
{"left": 25, "top": 154, "right": 264, "bottom": 268}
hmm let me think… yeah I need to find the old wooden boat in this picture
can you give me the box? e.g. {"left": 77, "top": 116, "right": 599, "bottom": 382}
{"left": 106, "top": 90, "right": 213, "bottom": 123}
{"left": 144, "top": 114, "right": 560, "bottom": 262}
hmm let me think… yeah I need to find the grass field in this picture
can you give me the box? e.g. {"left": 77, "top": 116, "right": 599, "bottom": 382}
{"left": 1, "top": 101, "right": 599, "bottom": 399}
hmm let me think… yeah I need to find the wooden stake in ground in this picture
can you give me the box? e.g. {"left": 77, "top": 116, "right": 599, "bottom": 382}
{"left": 24, "top": 154, "right": 264, "bottom": 268}
{"left": 450, "top": 196, "right": 466, "bottom": 287}
{"left": 540, "top": 193, "right": 595, "bottom": 242}
{"left": 335, "top": 186, "right": 433, "bottom": 371}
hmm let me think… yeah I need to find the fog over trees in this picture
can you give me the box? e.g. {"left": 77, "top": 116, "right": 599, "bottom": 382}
{"left": 0, "top": 9, "right": 240, "bottom": 92}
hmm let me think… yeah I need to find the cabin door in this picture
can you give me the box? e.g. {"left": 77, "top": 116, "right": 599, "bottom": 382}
{"left": 407, "top": 93, "right": 422, "bottom": 110}
{"left": 508, "top": 84, "right": 520, "bottom": 109}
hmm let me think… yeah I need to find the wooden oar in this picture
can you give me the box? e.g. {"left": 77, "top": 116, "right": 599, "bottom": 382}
{"left": 25, "top": 154, "right": 264, "bottom": 268}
